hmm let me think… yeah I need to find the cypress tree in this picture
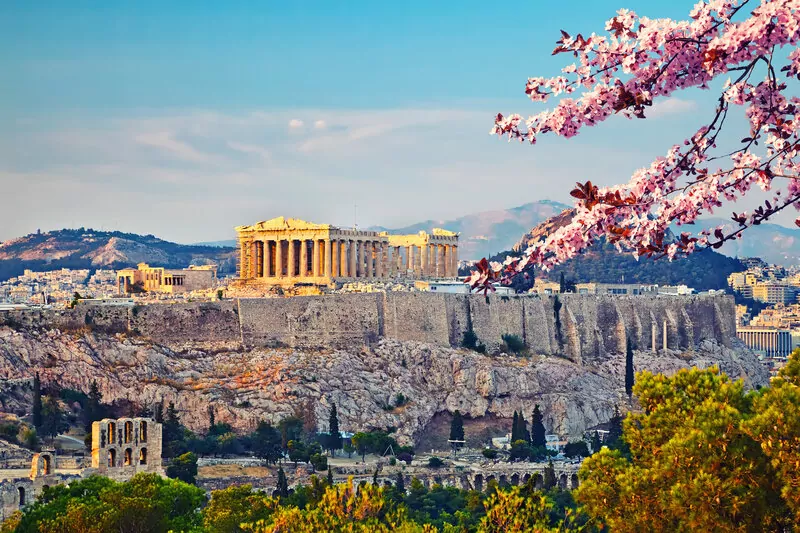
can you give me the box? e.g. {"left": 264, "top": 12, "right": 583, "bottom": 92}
{"left": 543, "top": 459, "right": 557, "bottom": 489}
{"left": 531, "top": 405, "right": 547, "bottom": 448}
{"left": 608, "top": 406, "right": 624, "bottom": 447}
{"left": 625, "top": 337, "right": 635, "bottom": 398}
{"left": 208, "top": 405, "right": 215, "bottom": 432}
{"left": 328, "top": 404, "right": 341, "bottom": 456}
{"left": 559, "top": 271, "right": 566, "bottom": 293}
{"left": 511, "top": 411, "right": 519, "bottom": 441}
{"left": 327, "top": 466, "right": 334, "bottom": 486}
{"left": 32, "top": 373, "right": 42, "bottom": 429}
{"left": 276, "top": 466, "right": 289, "bottom": 498}
{"left": 84, "top": 380, "right": 103, "bottom": 432}
{"left": 449, "top": 410, "right": 464, "bottom": 448}
{"left": 518, "top": 411, "right": 530, "bottom": 443}
{"left": 590, "top": 430, "right": 602, "bottom": 453}
{"left": 153, "top": 401, "right": 164, "bottom": 423}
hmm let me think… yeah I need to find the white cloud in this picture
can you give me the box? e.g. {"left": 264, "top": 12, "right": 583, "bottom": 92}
{"left": 314, "top": 119, "right": 327, "bottom": 130}
{"left": 227, "top": 141, "right": 272, "bottom": 162}
{"left": 648, "top": 97, "right": 698, "bottom": 119}
{"left": 133, "top": 131, "right": 212, "bottom": 162}
{"left": 288, "top": 118, "right": 304, "bottom": 129}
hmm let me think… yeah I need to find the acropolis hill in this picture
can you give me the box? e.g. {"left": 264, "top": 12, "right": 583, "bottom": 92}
{"left": 0, "top": 291, "right": 769, "bottom": 444}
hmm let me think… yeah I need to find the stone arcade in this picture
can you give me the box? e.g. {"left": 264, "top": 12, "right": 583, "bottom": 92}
{"left": 235, "top": 217, "right": 459, "bottom": 287}
{"left": 0, "top": 418, "right": 163, "bottom": 522}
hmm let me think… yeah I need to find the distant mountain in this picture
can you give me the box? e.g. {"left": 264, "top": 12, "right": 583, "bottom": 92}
{"left": 0, "top": 228, "right": 237, "bottom": 282}
{"left": 679, "top": 218, "right": 800, "bottom": 267}
{"left": 373, "top": 200, "right": 570, "bottom": 260}
{"left": 508, "top": 209, "right": 745, "bottom": 291}
{"left": 193, "top": 239, "right": 238, "bottom": 248}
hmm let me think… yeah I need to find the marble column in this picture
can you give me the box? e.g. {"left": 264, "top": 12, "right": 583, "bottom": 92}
{"left": 420, "top": 244, "right": 428, "bottom": 278}
{"left": 340, "top": 240, "right": 348, "bottom": 277}
{"left": 287, "top": 239, "right": 296, "bottom": 278}
{"left": 357, "top": 241, "right": 365, "bottom": 278}
{"left": 331, "top": 239, "right": 339, "bottom": 278}
{"left": 395, "top": 246, "right": 402, "bottom": 275}
{"left": 325, "top": 239, "right": 333, "bottom": 279}
{"left": 349, "top": 240, "right": 357, "bottom": 279}
{"left": 365, "top": 242, "right": 373, "bottom": 278}
{"left": 264, "top": 240, "right": 272, "bottom": 277}
{"left": 312, "top": 240, "right": 320, "bottom": 277}
{"left": 376, "top": 243, "right": 383, "bottom": 278}
{"left": 452, "top": 245, "right": 458, "bottom": 277}
{"left": 239, "top": 240, "right": 248, "bottom": 279}
{"left": 298, "top": 239, "right": 307, "bottom": 278}
{"left": 275, "top": 240, "right": 284, "bottom": 277}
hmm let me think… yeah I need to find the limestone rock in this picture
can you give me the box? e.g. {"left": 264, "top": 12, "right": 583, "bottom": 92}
{"left": 0, "top": 326, "right": 769, "bottom": 445}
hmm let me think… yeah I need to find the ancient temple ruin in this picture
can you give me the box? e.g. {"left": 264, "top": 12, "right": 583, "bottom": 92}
{"left": 235, "top": 217, "right": 459, "bottom": 287}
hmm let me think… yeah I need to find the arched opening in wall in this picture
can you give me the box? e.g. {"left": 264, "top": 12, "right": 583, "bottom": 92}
{"left": 42, "top": 454, "right": 52, "bottom": 475}
{"left": 473, "top": 474, "right": 483, "bottom": 492}
{"left": 571, "top": 474, "right": 579, "bottom": 489}
{"left": 124, "top": 422, "right": 133, "bottom": 443}
{"left": 533, "top": 474, "right": 543, "bottom": 489}
{"left": 140, "top": 421, "right": 147, "bottom": 442}
{"left": 510, "top": 473, "right": 520, "bottom": 486}
{"left": 558, "top": 474, "right": 568, "bottom": 489}
{"left": 139, "top": 448, "right": 147, "bottom": 465}
{"left": 499, "top": 474, "right": 508, "bottom": 488}
{"left": 108, "top": 449, "right": 116, "bottom": 468}
{"left": 18, "top": 487, "right": 25, "bottom": 506}
{"left": 522, "top": 473, "right": 531, "bottom": 485}
{"left": 108, "top": 422, "right": 116, "bottom": 444}
{"left": 124, "top": 448, "right": 132, "bottom": 466}
{"left": 486, "top": 475, "right": 496, "bottom": 490}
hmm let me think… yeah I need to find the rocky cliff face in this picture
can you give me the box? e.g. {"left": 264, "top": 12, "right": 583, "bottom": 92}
{"left": 0, "top": 325, "right": 769, "bottom": 445}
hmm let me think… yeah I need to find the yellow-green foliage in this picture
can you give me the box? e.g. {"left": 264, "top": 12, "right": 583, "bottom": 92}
{"left": 576, "top": 351, "right": 800, "bottom": 532}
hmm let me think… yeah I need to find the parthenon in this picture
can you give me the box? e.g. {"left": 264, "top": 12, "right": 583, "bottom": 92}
{"left": 235, "top": 217, "right": 459, "bottom": 286}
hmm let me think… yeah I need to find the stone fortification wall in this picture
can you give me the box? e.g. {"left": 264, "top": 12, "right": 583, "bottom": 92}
{"left": 0, "top": 293, "right": 736, "bottom": 360}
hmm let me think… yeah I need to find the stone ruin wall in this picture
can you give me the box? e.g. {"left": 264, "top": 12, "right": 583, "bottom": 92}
{"left": 0, "top": 293, "right": 736, "bottom": 361}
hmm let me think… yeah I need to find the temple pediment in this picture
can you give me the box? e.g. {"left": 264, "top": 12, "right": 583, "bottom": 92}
{"left": 236, "top": 217, "right": 332, "bottom": 232}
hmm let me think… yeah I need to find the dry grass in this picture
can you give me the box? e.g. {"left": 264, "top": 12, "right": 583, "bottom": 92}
{"left": 198, "top": 464, "right": 272, "bottom": 479}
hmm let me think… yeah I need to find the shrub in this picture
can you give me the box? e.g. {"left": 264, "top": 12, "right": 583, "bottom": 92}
{"left": 397, "top": 452, "right": 414, "bottom": 465}
{"left": 501, "top": 334, "right": 527, "bottom": 355}
{"left": 482, "top": 448, "right": 498, "bottom": 460}
{"left": 427, "top": 457, "right": 444, "bottom": 468}
{"left": 310, "top": 453, "right": 328, "bottom": 471}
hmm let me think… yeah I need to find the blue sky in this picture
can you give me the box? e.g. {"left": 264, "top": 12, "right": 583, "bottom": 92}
{"left": 0, "top": 0, "right": 786, "bottom": 244}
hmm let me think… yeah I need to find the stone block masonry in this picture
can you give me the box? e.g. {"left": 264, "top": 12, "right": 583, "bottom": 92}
{"left": 0, "top": 293, "right": 736, "bottom": 361}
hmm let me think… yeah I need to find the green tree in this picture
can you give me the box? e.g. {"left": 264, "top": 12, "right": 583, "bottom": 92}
{"left": 84, "top": 380, "right": 104, "bottom": 432}
{"left": 559, "top": 271, "right": 566, "bottom": 293}
{"left": 625, "top": 337, "right": 635, "bottom": 398}
{"left": 13, "top": 474, "right": 204, "bottom": 533}
{"left": 531, "top": 404, "right": 546, "bottom": 448}
{"left": 480, "top": 486, "right": 577, "bottom": 533}
{"left": 590, "top": 431, "right": 602, "bottom": 453}
{"left": 576, "top": 364, "right": 792, "bottom": 532}
{"left": 543, "top": 460, "right": 557, "bottom": 490}
{"left": 166, "top": 452, "right": 198, "bottom": 485}
{"left": 327, "top": 403, "right": 341, "bottom": 456}
{"left": 276, "top": 466, "right": 289, "bottom": 498}
{"left": 449, "top": 410, "right": 464, "bottom": 450}
{"left": 606, "top": 406, "right": 624, "bottom": 450}
{"left": 745, "top": 350, "right": 800, "bottom": 516}
{"left": 563, "top": 441, "right": 590, "bottom": 459}
{"left": 511, "top": 411, "right": 519, "bottom": 442}
{"left": 32, "top": 373, "right": 42, "bottom": 430}
{"left": 278, "top": 416, "right": 303, "bottom": 451}
{"left": 252, "top": 421, "right": 282, "bottom": 465}
{"left": 39, "top": 396, "right": 66, "bottom": 442}
{"left": 351, "top": 432, "right": 372, "bottom": 462}
{"left": 203, "top": 484, "right": 274, "bottom": 533}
